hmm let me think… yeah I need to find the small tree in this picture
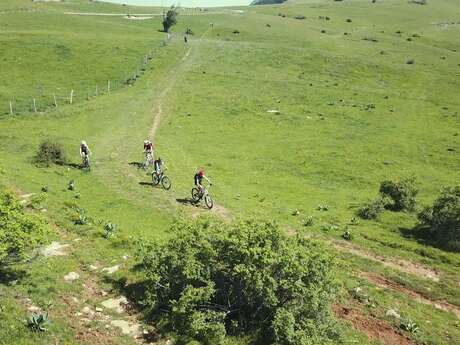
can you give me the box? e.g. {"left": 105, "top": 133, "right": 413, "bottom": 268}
{"left": 379, "top": 177, "right": 418, "bottom": 211}
{"left": 137, "top": 218, "right": 340, "bottom": 344}
{"left": 418, "top": 186, "right": 460, "bottom": 251}
{"left": 34, "top": 139, "right": 67, "bottom": 167}
{"left": 162, "top": 5, "right": 178, "bottom": 33}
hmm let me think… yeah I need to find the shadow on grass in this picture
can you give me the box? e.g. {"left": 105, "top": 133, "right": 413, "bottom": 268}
{"left": 139, "top": 182, "right": 154, "bottom": 187}
{"left": 176, "top": 197, "right": 198, "bottom": 206}
{"left": 129, "top": 162, "right": 144, "bottom": 169}
{"left": 0, "top": 266, "right": 27, "bottom": 285}
{"left": 400, "top": 225, "right": 459, "bottom": 253}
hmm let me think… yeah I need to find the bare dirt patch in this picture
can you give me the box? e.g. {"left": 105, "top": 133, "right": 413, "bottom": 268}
{"left": 334, "top": 240, "right": 440, "bottom": 282}
{"left": 361, "top": 272, "right": 460, "bottom": 319}
{"left": 335, "top": 305, "right": 415, "bottom": 345}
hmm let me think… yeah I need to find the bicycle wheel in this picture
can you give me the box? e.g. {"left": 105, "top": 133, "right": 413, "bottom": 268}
{"left": 191, "top": 188, "right": 201, "bottom": 202}
{"left": 161, "top": 176, "right": 171, "bottom": 190}
{"left": 152, "top": 173, "right": 160, "bottom": 186}
{"left": 204, "top": 194, "right": 214, "bottom": 209}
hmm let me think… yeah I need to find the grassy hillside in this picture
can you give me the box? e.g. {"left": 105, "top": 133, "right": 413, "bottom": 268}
{"left": 0, "top": 0, "right": 459, "bottom": 344}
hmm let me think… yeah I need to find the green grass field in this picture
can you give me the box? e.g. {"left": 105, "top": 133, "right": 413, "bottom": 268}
{"left": 0, "top": 0, "right": 459, "bottom": 344}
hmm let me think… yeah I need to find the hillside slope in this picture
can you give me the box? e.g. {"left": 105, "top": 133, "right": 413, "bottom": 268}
{"left": 0, "top": 0, "right": 459, "bottom": 344}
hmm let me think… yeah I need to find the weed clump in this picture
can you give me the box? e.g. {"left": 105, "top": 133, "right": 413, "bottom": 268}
{"left": 357, "top": 199, "right": 384, "bottom": 220}
{"left": 34, "top": 139, "right": 67, "bottom": 167}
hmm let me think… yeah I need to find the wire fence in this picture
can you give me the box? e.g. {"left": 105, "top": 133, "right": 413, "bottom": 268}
{"left": 2, "top": 34, "right": 174, "bottom": 116}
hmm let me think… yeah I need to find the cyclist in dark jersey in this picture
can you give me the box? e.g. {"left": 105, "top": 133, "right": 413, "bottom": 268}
{"left": 194, "top": 168, "right": 212, "bottom": 193}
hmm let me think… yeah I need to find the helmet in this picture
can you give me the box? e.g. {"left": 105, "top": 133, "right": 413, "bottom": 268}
{"left": 199, "top": 168, "right": 205, "bottom": 175}
{"left": 144, "top": 140, "right": 149, "bottom": 144}
{"left": 158, "top": 157, "right": 162, "bottom": 162}
{"left": 81, "top": 140, "right": 86, "bottom": 146}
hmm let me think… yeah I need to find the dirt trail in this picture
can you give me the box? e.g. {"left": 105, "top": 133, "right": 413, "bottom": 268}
{"left": 335, "top": 305, "right": 415, "bottom": 345}
{"left": 334, "top": 240, "right": 440, "bottom": 282}
{"left": 147, "top": 30, "right": 232, "bottom": 220}
{"left": 361, "top": 272, "right": 460, "bottom": 319}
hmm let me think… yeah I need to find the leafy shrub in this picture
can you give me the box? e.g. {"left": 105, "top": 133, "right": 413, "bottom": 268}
{"left": 379, "top": 177, "right": 418, "bottom": 211}
{"left": 137, "top": 218, "right": 339, "bottom": 344}
{"left": 0, "top": 189, "right": 49, "bottom": 265}
{"left": 357, "top": 199, "right": 384, "bottom": 219}
{"left": 417, "top": 186, "right": 460, "bottom": 251}
{"left": 34, "top": 139, "right": 67, "bottom": 167}
{"left": 27, "top": 312, "right": 50, "bottom": 332}
{"left": 162, "top": 5, "right": 178, "bottom": 33}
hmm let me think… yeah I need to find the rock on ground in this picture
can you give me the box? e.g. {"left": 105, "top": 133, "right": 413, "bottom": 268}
{"left": 64, "top": 272, "right": 80, "bottom": 282}
{"left": 111, "top": 320, "right": 141, "bottom": 337}
{"left": 40, "top": 242, "right": 70, "bottom": 257}
{"left": 101, "top": 296, "right": 128, "bottom": 313}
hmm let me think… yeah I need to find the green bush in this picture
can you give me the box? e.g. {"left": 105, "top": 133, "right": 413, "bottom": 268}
{"left": 0, "top": 189, "right": 49, "bottom": 265}
{"left": 34, "top": 139, "right": 67, "bottom": 167}
{"left": 379, "top": 177, "right": 418, "bottom": 211}
{"left": 418, "top": 186, "right": 460, "bottom": 251}
{"left": 357, "top": 199, "right": 384, "bottom": 219}
{"left": 137, "top": 218, "right": 339, "bottom": 344}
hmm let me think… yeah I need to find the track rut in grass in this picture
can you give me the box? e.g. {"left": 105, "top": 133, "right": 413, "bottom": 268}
{"left": 361, "top": 272, "right": 460, "bottom": 319}
{"left": 334, "top": 240, "right": 440, "bottom": 282}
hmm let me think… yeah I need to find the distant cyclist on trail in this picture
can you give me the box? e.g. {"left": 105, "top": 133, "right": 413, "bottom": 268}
{"left": 194, "top": 168, "right": 212, "bottom": 193}
{"left": 80, "top": 140, "right": 91, "bottom": 166}
{"left": 143, "top": 139, "right": 154, "bottom": 169}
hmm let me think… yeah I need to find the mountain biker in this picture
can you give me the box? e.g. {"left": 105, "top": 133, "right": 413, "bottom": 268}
{"left": 80, "top": 140, "right": 91, "bottom": 165}
{"left": 143, "top": 140, "right": 154, "bottom": 168}
{"left": 153, "top": 157, "right": 167, "bottom": 176}
{"left": 144, "top": 140, "right": 154, "bottom": 155}
{"left": 194, "top": 168, "right": 212, "bottom": 193}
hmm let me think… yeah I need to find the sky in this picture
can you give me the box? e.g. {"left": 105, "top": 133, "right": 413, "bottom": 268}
{"left": 101, "top": 0, "right": 251, "bottom": 7}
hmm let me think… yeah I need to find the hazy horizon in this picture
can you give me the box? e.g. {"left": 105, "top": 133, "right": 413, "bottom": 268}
{"left": 100, "top": 0, "right": 252, "bottom": 7}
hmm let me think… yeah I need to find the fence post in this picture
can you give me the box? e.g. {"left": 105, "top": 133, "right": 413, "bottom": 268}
{"left": 33, "top": 98, "right": 37, "bottom": 112}
{"left": 107, "top": 80, "right": 110, "bottom": 93}
{"left": 9, "top": 101, "right": 13, "bottom": 115}
{"left": 70, "top": 89, "right": 74, "bottom": 104}
{"left": 53, "top": 94, "right": 58, "bottom": 108}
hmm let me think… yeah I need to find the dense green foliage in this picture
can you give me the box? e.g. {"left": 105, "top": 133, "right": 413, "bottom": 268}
{"left": 251, "top": 0, "right": 287, "bottom": 5}
{"left": 34, "top": 139, "right": 67, "bottom": 167}
{"left": 379, "top": 178, "right": 418, "bottom": 212}
{"left": 137, "top": 219, "right": 339, "bottom": 344}
{"left": 0, "top": 189, "right": 49, "bottom": 265}
{"left": 418, "top": 186, "right": 460, "bottom": 251}
{"left": 163, "top": 6, "right": 178, "bottom": 33}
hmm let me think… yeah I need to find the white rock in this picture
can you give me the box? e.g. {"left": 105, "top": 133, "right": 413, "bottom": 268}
{"left": 122, "top": 255, "right": 129, "bottom": 261}
{"left": 267, "top": 109, "right": 280, "bottom": 114}
{"left": 64, "top": 272, "right": 80, "bottom": 282}
{"left": 95, "top": 307, "right": 103, "bottom": 312}
{"left": 101, "top": 296, "right": 128, "bottom": 313}
{"left": 82, "top": 306, "right": 95, "bottom": 317}
{"left": 110, "top": 320, "right": 141, "bottom": 337}
{"left": 40, "top": 242, "right": 70, "bottom": 257}
{"left": 101, "top": 264, "right": 121, "bottom": 274}
{"left": 88, "top": 264, "right": 98, "bottom": 271}
{"left": 386, "top": 309, "right": 400, "bottom": 319}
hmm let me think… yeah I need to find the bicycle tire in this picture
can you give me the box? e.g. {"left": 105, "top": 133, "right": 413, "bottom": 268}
{"left": 204, "top": 194, "right": 213, "bottom": 209}
{"left": 191, "top": 188, "right": 201, "bottom": 201}
{"left": 161, "top": 176, "right": 171, "bottom": 190}
{"left": 152, "top": 173, "right": 160, "bottom": 186}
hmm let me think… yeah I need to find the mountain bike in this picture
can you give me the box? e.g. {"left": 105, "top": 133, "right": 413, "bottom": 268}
{"left": 143, "top": 151, "right": 154, "bottom": 170}
{"left": 152, "top": 169, "right": 171, "bottom": 190}
{"left": 82, "top": 154, "right": 90, "bottom": 171}
{"left": 191, "top": 185, "right": 213, "bottom": 209}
